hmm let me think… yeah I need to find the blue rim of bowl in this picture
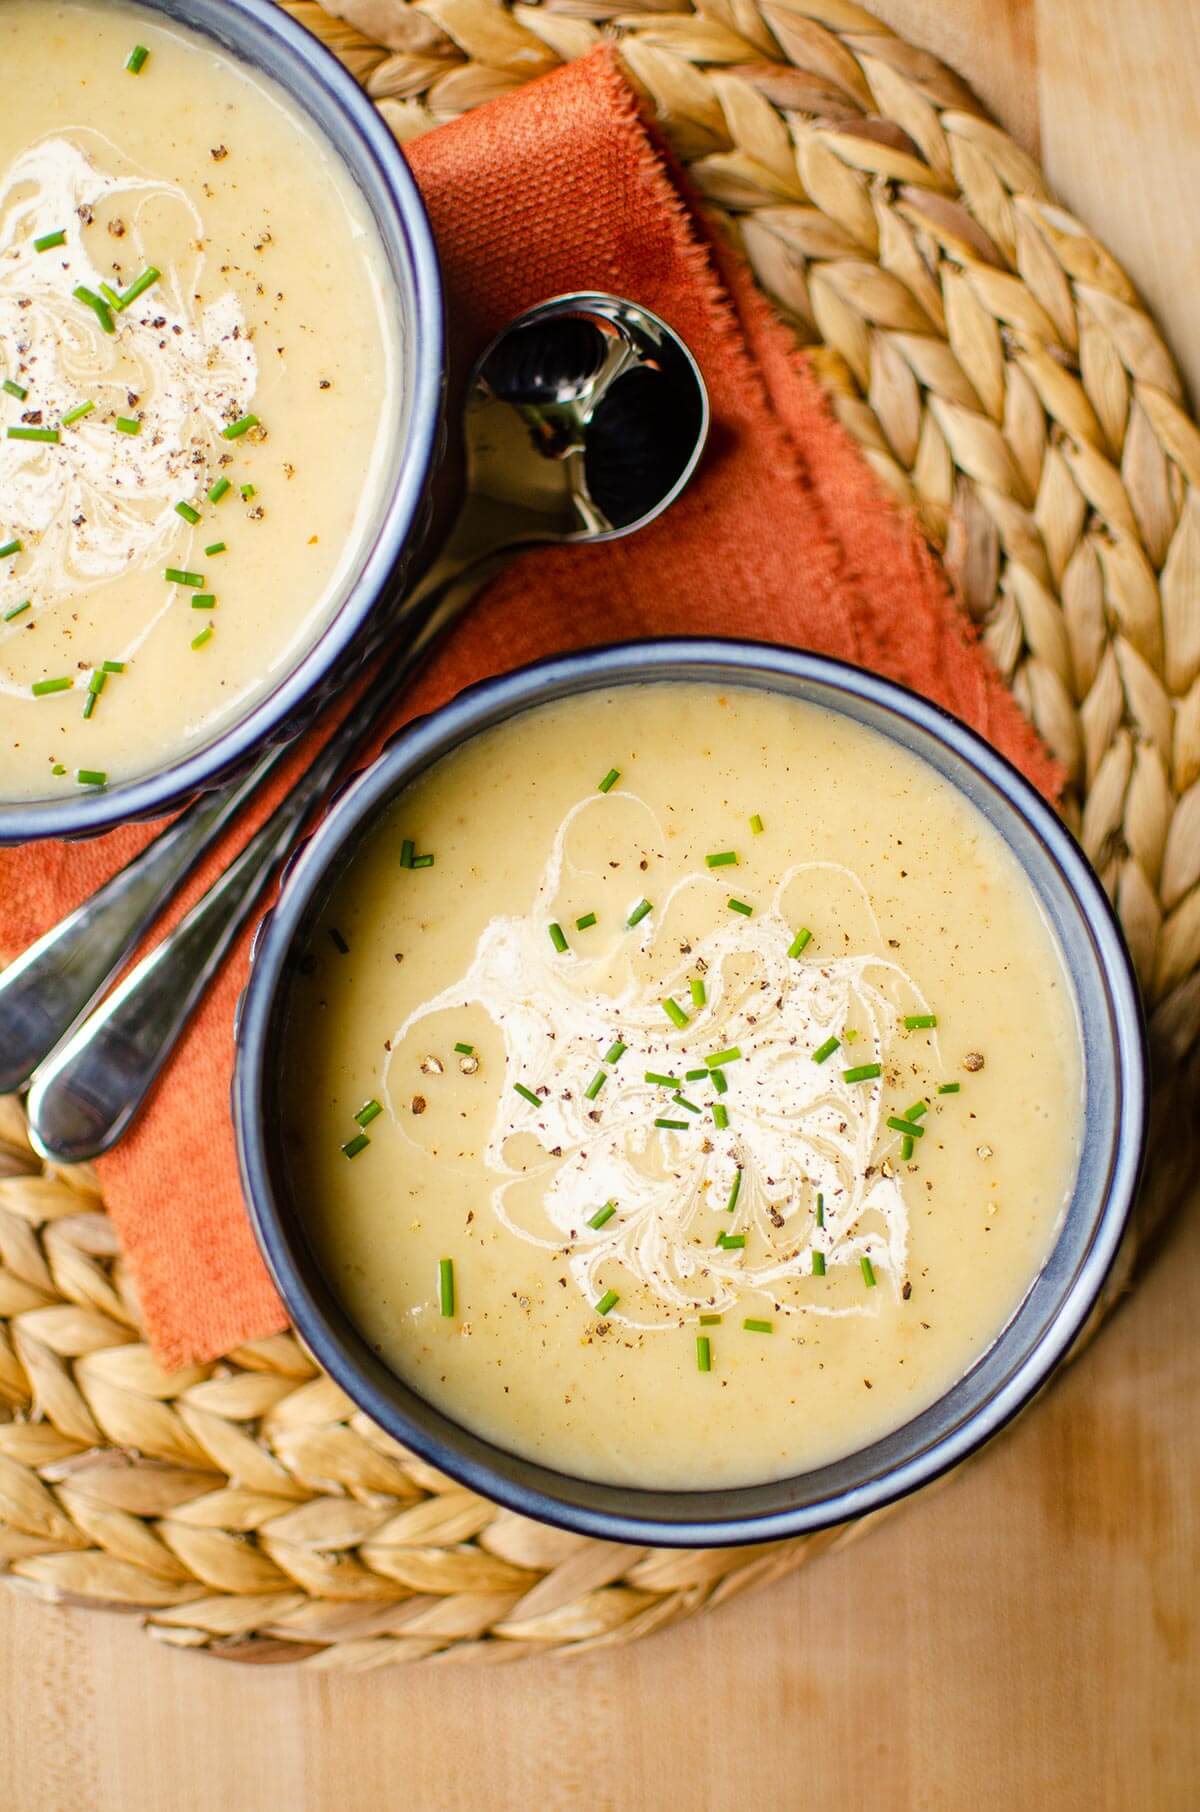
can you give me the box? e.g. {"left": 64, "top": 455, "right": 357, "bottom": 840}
{"left": 0, "top": 0, "right": 443, "bottom": 843}
{"left": 235, "top": 638, "right": 1148, "bottom": 1547}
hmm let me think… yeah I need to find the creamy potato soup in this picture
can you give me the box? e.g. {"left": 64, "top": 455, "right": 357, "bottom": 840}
{"left": 0, "top": 0, "right": 399, "bottom": 796}
{"left": 284, "top": 685, "right": 1083, "bottom": 1490}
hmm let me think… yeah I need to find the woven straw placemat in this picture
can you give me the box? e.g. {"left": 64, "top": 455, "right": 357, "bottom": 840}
{"left": 0, "top": 0, "right": 1197, "bottom": 1669}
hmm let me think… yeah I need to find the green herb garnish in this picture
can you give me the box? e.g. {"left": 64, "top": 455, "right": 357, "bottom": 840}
{"left": 31, "top": 676, "right": 71, "bottom": 696}
{"left": 165, "top": 567, "right": 203, "bottom": 587}
{"left": 191, "top": 625, "right": 213, "bottom": 649}
{"left": 705, "top": 1048, "right": 741, "bottom": 1068}
{"left": 690, "top": 977, "right": 706, "bottom": 1008}
{"left": 73, "top": 286, "right": 114, "bottom": 334}
{"left": 222, "top": 412, "right": 259, "bottom": 440}
{"left": 749, "top": 814, "right": 764, "bottom": 834}
{"left": 716, "top": 1232, "right": 745, "bottom": 1250}
{"left": 598, "top": 768, "right": 620, "bottom": 793}
{"left": 743, "top": 1318, "right": 772, "bottom": 1334}
{"left": 937, "top": 1082, "right": 961, "bottom": 1095}
{"left": 626, "top": 898, "right": 652, "bottom": 928}
{"left": 662, "top": 997, "right": 689, "bottom": 1029}
{"left": 645, "top": 1072, "right": 680, "bottom": 1088}
{"left": 514, "top": 1083, "right": 541, "bottom": 1107}
{"left": 673, "top": 1094, "right": 701, "bottom": 1115}
{"left": 595, "top": 1289, "right": 619, "bottom": 1318}
{"left": 842, "top": 1063, "right": 882, "bottom": 1083}
{"left": 205, "top": 541, "right": 226, "bottom": 556}
{"left": 812, "top": 1036, "right": 840, "bottom": 1064}
{"left": 575, "top": 911, "right": 597, "bottom": 930}
{"left": 3, "top": 379, "right": 27, "bottom": 400}
{"left": 584, "top": 1069, "right": 607, "bottom": 1100}
{"left": 887, "top": 1116, "right": 924, "bottom": 1138}
{"left": 208, "top": 476, "right": 231, "bottom": 503}
{"left": 0, "top": 538, "right": 21, "bottom": 559}
{"left": 126, "top": 43, "right": 149, "bottom": 73}
{"left": 904, "top": 1013, "right": 938, "bottom": 1030}
{"left": 34, "top": 229, "right": 67, "bottom": 253}
{"left": 75, "top": 768, "right": 107, "bottom": 787}
{"left": 355, "top": 1100, "right": 382, "bottom": 1128}
{"left": 61, "top": 400, "right": 95, "bottom": 425}
{"left": 548, "top": 922, "right": 568, "bottom": 954}
{"left": 787, "top": 928, "right": 813, "bottom": 958}
{"left": 812, "top": 1250, "right": 826, "bottom": 1276}
{"left": 604, "top": 1039, "right": 627, "bottom": 1066}
{"left": 439, "top": 1258, "right": 455, "bottom": 1317}
{"left": 710, "top": 1067, "right": 728, "bottom": 1096}
{"left": 861, "top": 1256, "right": 877, "bottom": 1288}
{"left": 411, "top": 853, "right": 434, "bottom": 869}
{"left": 190, "top": 595, "right": 216, "bottom": 610}
{"left": 706, "top": 850, "right": 737, "bottom": 868}
{"left": 341, "top": 1133, "right": 369, "bottom": 1158}
{"left": 328, "top": 927, "right": 349, "bottom": 955}
{"left": 115, "top": 416, "right": 140, "bottom": 435}
{"left": 589, "top": 1202, "right": 616, "bottom": 1230}
{"left": 654, "top": 1118, "right": 689, "bottom": 1131}
{"left": 712, "top": 1102, "right": 729, "bottom": 1130}
{"left": 727, "top": 897, "right": 753, "bottom": 916}
{"left": 175, "top": 500, "right": 201, "bottom": 525}
{"left": 7, "top": 426, "right": 59, "bottom": 443}
{"left": 117, "top": 267, "right": 160, "bottom": 310}
{"left": 699, "top": 1314, "right": 722, "bottom": 1326}
{"left": 696, "top": 1335, "right": 712, "bottom": 1372}
{"left": 726, "top": 1168, "right": 742, "bottom": 1213}
{"left": 3, "top": 601, "right": 30, "bottom": 621}
{"left": 454, "top": 1043, "right": 474, "bottom": 1056}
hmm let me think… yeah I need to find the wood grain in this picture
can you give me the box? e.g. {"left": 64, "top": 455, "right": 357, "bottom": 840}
{"left": 2, "top": 1, "right": 1197, "bottom": 1806}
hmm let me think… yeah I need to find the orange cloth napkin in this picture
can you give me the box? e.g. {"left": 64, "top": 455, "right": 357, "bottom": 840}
{"left": 0, "top": 50, "right": 1058, "bottom": 1368}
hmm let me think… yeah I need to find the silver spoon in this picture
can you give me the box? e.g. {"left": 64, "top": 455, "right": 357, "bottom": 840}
{"left": 22, "top": 292, "right": 708, "bottom": 1163}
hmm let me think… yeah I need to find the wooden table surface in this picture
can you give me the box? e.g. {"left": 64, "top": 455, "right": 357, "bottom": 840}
{"left": 3, "top": 2, "right": 1198, "bottom": 1807}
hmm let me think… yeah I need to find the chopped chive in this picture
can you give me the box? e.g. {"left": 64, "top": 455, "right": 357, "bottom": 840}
{"left": 887, "top": 1116, "right": 924, "bottom": 1138}
{"left": 34, "top": 229, "right": 67, "bottom": 252}
{"left": 812, "top": 1036, "right": 840, "bottom": 1064}
{"left": 73, "top": 286, "right": 114, "bottom": 334}
{"left": 4, "top": 600, "right": 30, "bottom": 621}
{"left": 716, "top": 1232, "right": 745, "bottom": 1250}
{"left": 705, "top": 1048, "right": 742, "bottom": 1068}
{"left": 191, "top": 625, "right": 213, "bottom": 650}
{"left": 699, "top": 1313, "right": 723, "bottom": 1326}
{"left": 905, "top": 1100, "right": 928, "bottom": 1121}
{"left": 726, "top": 1168, "right": 742, "bottom": 1213}
{"left": 126, "top": 43, "right": 149, "bottom": 72}
{"left": 204, "top": 541, "right": 226, "bottom": 557}
{"left": 595, "top": 1289, "right": 619, "bottom": 1317}
{"left": 937, "top": 1082, "right": 961, "bottom": 1095}
{"left": 341, "top": 1131, "right": 369, "bottom": 1158}
{"left": 102, "top": 660, "right": 125, "bottom": 673}
{"left": 328, "top": 927, "right": 349, "bottom": 955}
{"left": 644, "top": 1072, "right": 680, "bottom": 1088}
{"left": 400, "top": 838, "right": 414, "bottom": 868}
{"left": 115, "top": 416, "right": 140, "bottom": 435}
{"left": 208, "top": 476, "right": 231, "bottom": 503}
{"left": 842, "top": 1063, "right": 882, "bottom": 1083}
{"left": 0, "top": 538, "right": 22, "bottom": 559}
{"left": 99, "top": 283, "right": 121, "bottom": 310}
{"left": 743, "top": 1318, "right": 773, "bottom": 1334}
{"left": 438, "top": 1258, "right": 455, "bottom": 1317}
{"left": 51, "top": 763, "right": 65, "bottom": 775}
{"left": 61, "top": 400, "right": 95, "bottom": 425}
{"left": 685, "top": 1068, "right": 708, "bottom": 1080}
{"left": 2, "top": 379, "right": 27, "bottom": 399}
{"left": 712, "top": 1101, "right": 729, "bottom": 1130}
{"left": 190, "top": 595, "right": 216, "bottom": 610}
{"left": 31, "top": 675, "right": 71, "bottom": 696}
{"left": 116, "top": 266, "right": 160, "bottom": 310}
{"left": 812, "top": 1250, "right": 826, "bottom": 1276}
{"left": 690, "top": 977, "right": 706, "bottom": 1007}
{"left": 673, "top": 1094, "right": 701, "bottom": 1115}
{"left": 711, "top": 1067, "right": 729, "bottom": 1096}
{"left": 355, "top": 1100, "right": 382, "bottom": 1127}
{"left": 165, "top": 567, "right": 204, "bottom": 587}
{"left": 727, "top": 897, "right": 753, "bottom": 916}
{"left": 175, "top": 500, "right": 201, "bottom": 524}
{"left": 654, "top": 1118, "right": 689, "bottom": 1131}
{"left": 7, "top": 425, "right": 59, "bottom": 443}
{"left": 662, "top": 997, "right": 689, "bottom": 1029}
{"left": 627, "top": 898, "right": 652, "bottom": 928}
{"left": 706, "top": 850, "right": 737, "bottom": 868}
{"left": 454, "top": 1043, "right": 474, "bottom": 1056}
{"left": 901, "top": 1135, "right": 914, "bottom": 1161}
{"left": 81, "top": 693, "right": 97, "bottom": 720}
{"left": 514, "top": 1083, "right": 541, "bottom": 1107}
{"left": 548, "top": 921, "right": 568, "bottom": 954}
{"left": 604, "top": 1040, "right": 627, "bottom": 1066}
{"left": 904, "top": 1013, "right": 938, "bottom": 1030}
{"left": 597, "top": 767, "right": 620, "bottom": 793}
{"left": 222, "top": 413, "right": 259, "bottom": 440}
{"left": 749, "top": 814, "right": 764, "bottom": 834}
{"left": 696, "top": 1335, "right": 712, "bottom": 1373}
{"left": 584, "top": 1069, "right": 607, "bottom": 1101}
{"left": 589, "top": 1202, "right": 616, "bottom": 1230}
{"left": 575, "top": 911, "right": 597, "bottom": 930}
{"left": 861, "top": 1255, "right": 877, "bottom": 1288}
{"left": 87, "top": 669, "right": 107, "bottom": 695}
{"left": 411, "top": 853, "right": 434, "bottom": 868}
{"left": 240, "top": 483, "right": 256, "bottom": 500}
{"left": 788, "top": 928, "right": 813, "bottom": 958}
{"left": 75, "top": 768, "right": 107, "bottom": 787}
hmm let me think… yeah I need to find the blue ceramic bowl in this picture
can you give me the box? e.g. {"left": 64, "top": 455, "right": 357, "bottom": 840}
{"left": 0, "top": 0, "right": 443, "bottom": 844}
{"left": 234, "top": 640, "right": 1147, "bottom": 1547}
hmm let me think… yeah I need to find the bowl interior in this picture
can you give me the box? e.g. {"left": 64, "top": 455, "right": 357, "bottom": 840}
{"left": 236, "top": 640, "right": 1146, "bottom": 1546}
{"left": 0, "top": 0, "right": 442, "bottom": 842}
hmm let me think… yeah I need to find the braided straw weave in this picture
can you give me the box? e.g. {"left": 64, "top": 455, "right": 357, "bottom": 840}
{"left": 0, "top": 0, "right": 1197, "bottom": 1668}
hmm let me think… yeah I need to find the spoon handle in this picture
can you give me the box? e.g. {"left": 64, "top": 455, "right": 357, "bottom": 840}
{"left": 24, "top": 548, "right": 503, "bottom": 1165}
{"left": 0, "top": 744, "right": 286, "bottom": 1094}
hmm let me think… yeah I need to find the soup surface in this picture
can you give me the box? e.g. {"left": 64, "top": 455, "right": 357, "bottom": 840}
{"left": 284, "top": 683, "right": 1084, "bottom": 1490}
{"left": 0, "top": 0, "right": 399, "bottom": 796}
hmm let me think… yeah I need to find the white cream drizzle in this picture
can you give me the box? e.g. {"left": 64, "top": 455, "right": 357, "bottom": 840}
{"left": 0, "top": 135, "right": 256, "bottom": 667}
{"left": 386, "top": 794, "right": 943, "bottom": 1329}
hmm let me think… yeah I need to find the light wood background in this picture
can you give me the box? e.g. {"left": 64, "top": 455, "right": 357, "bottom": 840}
{"left": 3, "top": 2, "right": 1198, "bottom": 1807}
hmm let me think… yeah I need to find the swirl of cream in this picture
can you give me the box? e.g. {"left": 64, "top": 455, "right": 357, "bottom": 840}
{"left": 385, "top": 793, "right": 944, "bottom": 1328}
{"left": 0, "top": 136, "right": 256, "bottom": 657}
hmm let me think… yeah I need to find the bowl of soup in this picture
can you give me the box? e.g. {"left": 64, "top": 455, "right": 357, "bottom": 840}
{"left": 234, "top": 640, "right": 1146, "bottom": 1544}
{"left": 0, "top": 0, "right": 442, "bottom": 840}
